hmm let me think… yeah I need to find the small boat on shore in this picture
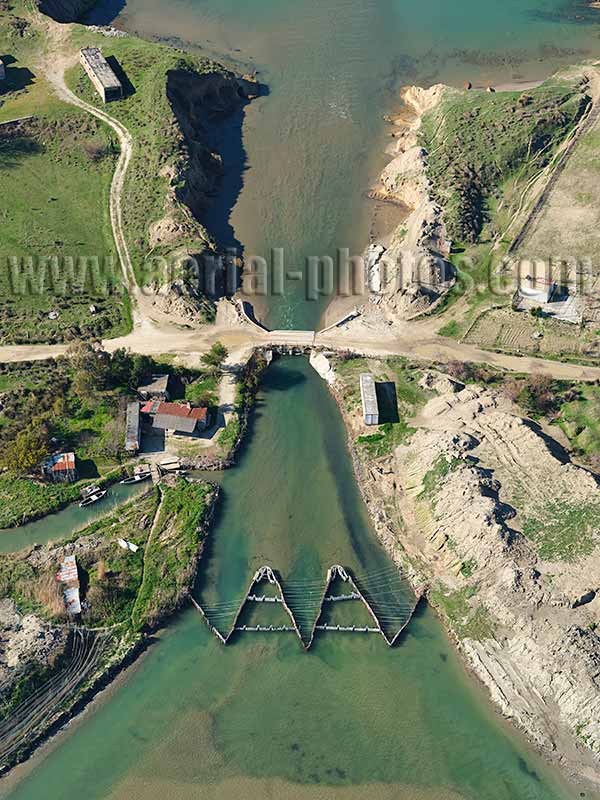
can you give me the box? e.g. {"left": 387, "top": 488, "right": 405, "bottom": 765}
{"left": 120, "top": 471, "right": 151, "bottom": 485}
{"left": 79, "top": 489, "right": 107, "bottom": 508}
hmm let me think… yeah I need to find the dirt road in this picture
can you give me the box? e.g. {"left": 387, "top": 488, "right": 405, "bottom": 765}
{"left": 8, "top": 15, "right": 600, "bottom": 382}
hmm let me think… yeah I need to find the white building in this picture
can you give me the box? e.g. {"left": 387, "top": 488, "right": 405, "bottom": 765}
{"left": 359, "top": 373, "right": 379, "bottom": 426}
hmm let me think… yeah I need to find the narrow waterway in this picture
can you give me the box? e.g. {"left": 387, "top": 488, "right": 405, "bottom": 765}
{"left": 0, "top": 482, "right": 148, "bottom": 554}
{"left": 4, "top": 1, "right": 600, "bottom": 798}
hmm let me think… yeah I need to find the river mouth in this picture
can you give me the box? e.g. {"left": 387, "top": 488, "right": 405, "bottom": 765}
{"left": 4, "top": 1, "right": 600, "bottom": 799}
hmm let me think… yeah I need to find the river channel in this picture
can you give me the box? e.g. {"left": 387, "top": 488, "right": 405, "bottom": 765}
{"left": 4, "top": 1, "right": 600, "bottom": 798}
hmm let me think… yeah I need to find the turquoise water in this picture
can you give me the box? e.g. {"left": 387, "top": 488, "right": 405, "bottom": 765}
{"left": 0, "top": 360, "right": 587, "bottom": 800}
{"left": 97, "top": 0, "right": 600, "bottom": 330}
{"left": 4, "top": 1, "right": 600, "bottom": 798}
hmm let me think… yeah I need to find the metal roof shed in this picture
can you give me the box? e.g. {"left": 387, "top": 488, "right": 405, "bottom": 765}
{"left": 359, "top": 373, "right": 379, "bottom": 426}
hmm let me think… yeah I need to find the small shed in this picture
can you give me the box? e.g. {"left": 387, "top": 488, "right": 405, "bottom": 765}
{"left": 80, "top": 47, "right": 123, "bottom": 103}
{"left": 359, "top": 374, "right": 379, "bottom": 426}
{"left": 137, "top": 374, "right": 172, "bottom": 401}
{"left": 125, "top": 402, "right": 141, "bottom": 454}
{"left": 42, "top": 452, "right": 78, "bottom": 483}
{"left": 56, "top": 555, "right": 81, "bottom": 616}
{"left": 0, "top": 60, "right": 5, "bottom": 82}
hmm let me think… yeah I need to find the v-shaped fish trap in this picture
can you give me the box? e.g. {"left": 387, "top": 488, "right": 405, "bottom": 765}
{"left": 193, "top": 564, "right": 419, "bottom": 649}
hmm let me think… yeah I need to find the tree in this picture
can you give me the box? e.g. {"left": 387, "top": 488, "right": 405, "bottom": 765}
{"left": 201, "top": 342, "right": 228, "bottom": 370}
{"left": 108, "top": 348, "right": 133, "bottom": 388}
{"left": 67, "top": 340, "right": 110, "bottom": 397}
{"left": 0, "top": 417, "right": 51, "bottom": 475}
{"left": 130, "top": 354, "right": 155, "bottom": 388}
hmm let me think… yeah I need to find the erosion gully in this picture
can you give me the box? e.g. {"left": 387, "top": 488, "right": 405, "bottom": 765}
{"left": 4, "top": 0, "right": 600, "bottom": 797}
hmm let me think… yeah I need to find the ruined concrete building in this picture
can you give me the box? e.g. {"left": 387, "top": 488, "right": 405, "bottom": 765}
{"left": 80, "top": 47, "right": 123, "bottom": 103}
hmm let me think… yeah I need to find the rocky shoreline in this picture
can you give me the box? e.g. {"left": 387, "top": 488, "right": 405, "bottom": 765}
{"left": 361, "top": 85, "right": 455, "bottom": 323}
{"left": 325, "top": 356, "right": 600, "bottom": 792}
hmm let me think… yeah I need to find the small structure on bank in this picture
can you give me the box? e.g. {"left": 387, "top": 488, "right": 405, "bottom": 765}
{"left": 56, "top": 555, "right": 81, "bottom": 616}
{"left": 80, "top": 47, "right": 123, "bottom": 103}
{"left": 515, "top": 273, "right": 582, "bottom": 324}
{"left": 141, "top": 400, "right": 208, "bottom": 436}
{"left": 125, "top": 402, "right": 141, "bottom": 455}
{"left": 0, "top": 60, "right": 6, "bottom": 82}
{"left": 42, "top": 452, "right": 78, "bottom": 483}
{"left": 359, "top": 373, "right": 379, "bottom": 426}
{"left": 137, "top": 374, "right": 173, "bottom": 401}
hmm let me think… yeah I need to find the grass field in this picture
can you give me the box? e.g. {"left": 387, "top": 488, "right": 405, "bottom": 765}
{"left": 0, "top": 112, "right": 131, "bottom": 343}
{"left": 131, "top": 479, "right": 216, "bottom": 629}
{"left": 0, "top": 0, "right": 58, "bottom": 124}
{"left": 419, "top": 80, "right": 586, "bottom": 244}
{"left": 0, "top": 2, "right": 133, "bottom": 343}
{"left": 557, "top": 383, "right": 600, "bottom": 463}
{"left": 421, "top": 76, "right": 591, "bottom": 332}
{"left": 64, "top": 27, "right": 237, "bottom": 311}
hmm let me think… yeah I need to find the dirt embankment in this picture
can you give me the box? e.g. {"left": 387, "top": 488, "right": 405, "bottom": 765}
{"left": 147, "top": 68, "right": 260, "bottom": 322}
{"left": 36, "top": 0, "right": 97, "bottom": 23}
{"left": 330, "top": 362, "right": 600, "bottom": 788}
{"left": 364, "top": 85, "right": 455, "bottom": 323}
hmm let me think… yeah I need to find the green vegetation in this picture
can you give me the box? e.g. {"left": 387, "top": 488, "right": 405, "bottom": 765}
{"left": 356, "top": 420, "right": 415, "bottom": 458}
{"left": 201, "top": 341, "right": 228, "bottom": 370}
{"left": 420, "top": 82, "right": 586, "bottom": 243}
{"left": 1, "top": 477, "right": 217, "bottom": 633}
{"left": 0, "top": 468, "right": 122, "bottom": 529}
{"left": 0, "top": 342, "right": 225, "bottom": 526}
{"left": 0, "top": 112, "right": 130, "bottom": 344}
{"left": 217, "top": 417, "right": 240, "bottom": 455}
{"left": 501, "top": 374, "right": 565, "bottom": 419}
{"left": 0, "top": 490, "right": 159, "bottom": 624}
{"left": 521, "top": 500, "right": 600, "bottom": 561}
{"left": 460, "top": 559, "right": 477, "bottom": 579}
{"left": 185, "top": 373, "right": 218, "bottom": 406}
{"left": 0, "top": 0, "right": 57, "bottom": 124}
{"left": 437, "top": 319, "right": 461, "bottom": 338}
{"left": 0, "top": 346, "right": 168, "bottom": 525}
{"left": 213, "top": 351, "right": 267, "bottom": 458}
{"left": 419, "top": 455, "right": 462, "bottom": 501}
{"left": 0, "top": 2, "right": 133, "bottom": 344}
{"left": 335, "top": 356, "right": 430, "bottom": 459}
{"left": 421, "top": 80, "right": 589, "bottom": 332}
{"left": 557, "top": 383, "right": 600, "bottom": 467}
{"left": 430, "top": 585, "right": 495, "bottom": 641}
{"left": 65, "top": 27, "right": 240, "bottom": 305}
{"left": 132, "top": 480, "right": 216, "bottom": 629}
{"left": 0, "top": 652, "right": 69, "bottom": 722}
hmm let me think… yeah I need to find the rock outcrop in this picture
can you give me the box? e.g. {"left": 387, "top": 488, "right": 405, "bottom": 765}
{"left": 145, "top": 67, "right": 259, "bottom": 320}
{"left": 389, "top": 375, "right": 600, "bottom": 782}
{"left": 36, "top": 0, "right": 97, "bottom": 23}
{"left": 0, "top": 599, "right": 68, "bottom": 692}
{"left": 367, "top": 85, "right": 455, "bottom": 321}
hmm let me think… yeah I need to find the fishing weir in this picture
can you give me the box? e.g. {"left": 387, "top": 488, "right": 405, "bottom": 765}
{"left": 192, "top": 564, "right": 420, "bottom": 650}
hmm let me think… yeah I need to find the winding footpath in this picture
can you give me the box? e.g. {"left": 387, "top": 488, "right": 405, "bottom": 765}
{"left": 43, "top": 55, "right": 142, "bottom": 323}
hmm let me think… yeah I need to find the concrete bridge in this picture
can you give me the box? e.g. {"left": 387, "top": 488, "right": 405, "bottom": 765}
{"left": 2, "top": 300, "right": 600, "bottom": 382}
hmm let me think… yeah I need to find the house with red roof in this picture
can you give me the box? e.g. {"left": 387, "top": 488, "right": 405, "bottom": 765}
{"left": 140, "top": 400, "right": 208, "bottom": 436}
{"left": 41, "top": 452, "right": 78, "bottom": 483}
